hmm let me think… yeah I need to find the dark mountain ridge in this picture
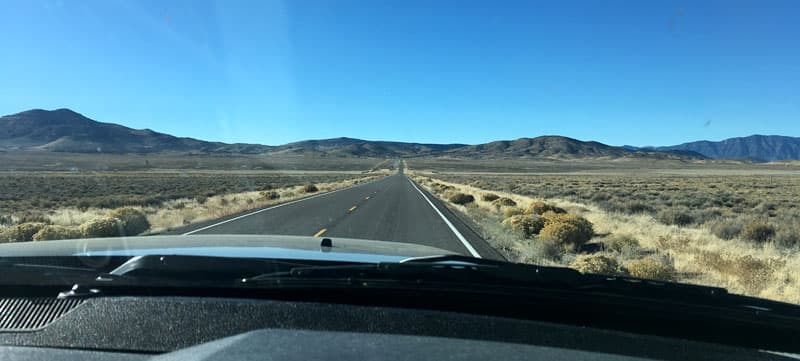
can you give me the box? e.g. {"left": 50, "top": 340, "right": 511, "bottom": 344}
{"left": 652, "top": 135, "right": 800, "bottom": 162}
{"left": 280, "top": 137, "right": 467, "bottom": 158}
{"left": 0, "top": 109, "right": 273, "bottom": 154}
{"left": 0, "top": 108, "right": 711, "bottom": 160}
{"left": 444, "top": 136, "right": 703, "bottom": 159}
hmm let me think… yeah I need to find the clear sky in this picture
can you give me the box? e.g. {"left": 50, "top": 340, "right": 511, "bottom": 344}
{"left": 1, "top": 0, "right": 798, "bottom": 146}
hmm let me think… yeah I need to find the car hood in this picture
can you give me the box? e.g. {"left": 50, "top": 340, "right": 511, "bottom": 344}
{"left": 0, "top": 235, "right": 458, "bottom": 263}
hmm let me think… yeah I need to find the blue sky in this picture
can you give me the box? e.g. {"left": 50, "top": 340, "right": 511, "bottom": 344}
{"left": 1, "top": 0, "right": 798, "bottom": 146}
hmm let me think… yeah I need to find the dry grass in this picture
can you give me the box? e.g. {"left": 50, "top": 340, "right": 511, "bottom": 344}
{"left": 0, "top": 171, "right": 375, "bottom": 213}
{"left": 1, "top": 174, "right": 382, "bottom": 236}
{"left": 410, "top": 171, "right": 800, "bottom": 304}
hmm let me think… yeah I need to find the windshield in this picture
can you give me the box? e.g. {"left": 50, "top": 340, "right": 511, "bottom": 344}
{"left": 0, "top": 0, "right": 798, "bottom": 306}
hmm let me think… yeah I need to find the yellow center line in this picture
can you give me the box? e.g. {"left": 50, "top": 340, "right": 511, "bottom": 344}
{"left": 347, "top": 205, "right": 357, "bottom": 213}
{"left": 313, "top": 228, "right": 327, "bottom": 237}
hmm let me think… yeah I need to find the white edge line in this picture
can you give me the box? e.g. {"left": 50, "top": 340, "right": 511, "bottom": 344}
{"left": 182, "top": 177, "right": 383, "bottom": 235}
{"left": 407, "top": 177, "right": 482, "bottom": 258}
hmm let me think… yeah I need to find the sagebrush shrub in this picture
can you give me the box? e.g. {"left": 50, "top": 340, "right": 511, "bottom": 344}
{"left": 32, "top": 225, "right": 82, "bottom": 241}
{"left": 526, "top": 201, "right": 566, "bottom": 215}
{"left": 602, "top": 234, "right": 641, "bottom": 256}
{"left": 619, "top": 201, "right": 652, "bottom": 214}
{"left": 535, "top": 237, "right": 565, "bottom": 260}
{"left": 707, "top": 218, "right": 743, "bottom": 240}
{"left": 448, "top": 193, "right": 475, "bottom": 205}
{"left": 0, "top": 222, "right": 47, "bottom": 242}
{"left": 16, "top": 213, "right": 52, "bottom": 224}
{"left": 774, "top": 228, "right": 800, "bottom": 248}
{"left": 432, "top": 183, "right": 454, "bottom": 193}
{"left": 502, "top": 214, "right": 545, "bottom": 239}
{"left": 302, "top": 184, "right": 319, "bottom": 193}
{"left": 80, "top": 217, "right": 124, "bottom": 238}
{"left": 538, "top": 213, "right": 594, "bottom": 250}
{"left": 77, "top": 200, "right": 92, "bottom": 211}
{"left": 624, "top": 257, "right": 677, "bottom": 281}
{"left": 260, "top": 191, "right": 280, "bottom": 200}
{"left": 697, "top": 251, "right": 782, "bottom": 293}
{"left": 570, "top": 254, "right": 622, "bottom": 275}
{"left": 108, "top": 207, "right": 151, "bottom": 236}
{"left": 656, "top": 208, "right": 695, "bottom": 226}
{"left": 481, "top": 193, "right": 500, "bottom": 202}
{"left": 501, "top": 207, "right": 525, "bottom": 218}
{"left": 491, "top": 197, "right": 517, "bottom": 208}
{"left": 741, "top": 221, "right": 775, "bottom": 243}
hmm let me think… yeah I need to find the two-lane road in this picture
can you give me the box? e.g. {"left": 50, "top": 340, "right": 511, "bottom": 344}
{"left": 173, "top": 170, "right": 503, "bottom": 260}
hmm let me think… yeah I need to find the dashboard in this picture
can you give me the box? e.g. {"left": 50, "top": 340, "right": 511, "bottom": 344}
{"left": 0, "top": 296, "right": 791, "bottom": 360}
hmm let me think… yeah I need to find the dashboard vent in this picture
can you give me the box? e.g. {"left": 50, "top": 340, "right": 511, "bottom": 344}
{"left": 0, "top": 297, "right": 84, "bottom": 331}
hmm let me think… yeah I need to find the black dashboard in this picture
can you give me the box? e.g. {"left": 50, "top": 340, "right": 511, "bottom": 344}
{"left": 0, "top": 296, "right": 793, "bottom": 360}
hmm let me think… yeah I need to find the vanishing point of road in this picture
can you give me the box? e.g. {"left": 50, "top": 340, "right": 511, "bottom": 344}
{"left": 169, "top": 168, "right": 503, "bottom": 260}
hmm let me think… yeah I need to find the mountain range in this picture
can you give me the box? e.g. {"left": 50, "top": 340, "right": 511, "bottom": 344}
{"left": 1, "top": 108, "right": 797, "bottom": 161}
{"left": 649, "top": 136, "right": 800, "bottom": 162}
{"left": 0, "top": 109, "right": 273, "bottom": 154}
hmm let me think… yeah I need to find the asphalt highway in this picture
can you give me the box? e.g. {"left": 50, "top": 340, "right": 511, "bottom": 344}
{"left": 174, "top": 168, "right": 503, "bottom": 260}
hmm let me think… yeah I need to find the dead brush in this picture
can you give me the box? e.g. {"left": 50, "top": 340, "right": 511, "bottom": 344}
{"left": 696, "top": 251, "right": 784, "bottom": 294}
{"left": 570, "top": 254, "right": 623, "bottom": 276}
{"left": 491, "top": 197, "right": 517, "bottom": 209}
{"left": 655, "top": 236, "right": 691, "bottom": 251}
{"left": 624, "top": 256, "right": 677, "bottom": 281}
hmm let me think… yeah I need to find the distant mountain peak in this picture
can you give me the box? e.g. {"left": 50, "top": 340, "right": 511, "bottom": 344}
{"left": 16, "top": 108, "right": 81, "bottom": 116}
{"left": 52, "top": 108, "right": 81, "bottom": 114}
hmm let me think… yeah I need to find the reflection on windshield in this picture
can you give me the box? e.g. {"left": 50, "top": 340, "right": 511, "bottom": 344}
{"left": 79, "top": 247, "right": 410, "bottom": 264}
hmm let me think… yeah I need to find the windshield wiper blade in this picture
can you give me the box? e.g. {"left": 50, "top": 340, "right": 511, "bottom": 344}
{"left": 0, "top": 259, "right": 128, "bottom": 282}
{"left": 399, "top": 254, "right": 506, "bottom": 265}
{"left": 241, "top": 259, "right": 585, "bottom": 287}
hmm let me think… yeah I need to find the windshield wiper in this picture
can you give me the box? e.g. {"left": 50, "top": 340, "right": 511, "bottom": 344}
{"left": 239, "top": 256, "right": 753, "bottom": 307}
{"left": 241, "top": 257, "right": 584, "bottom": 287}
{"left": 0, "top": 259, "right": 129, "bottom": 282}
{"left": 399, "top": 254, "right": 506, "bottom": 265}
